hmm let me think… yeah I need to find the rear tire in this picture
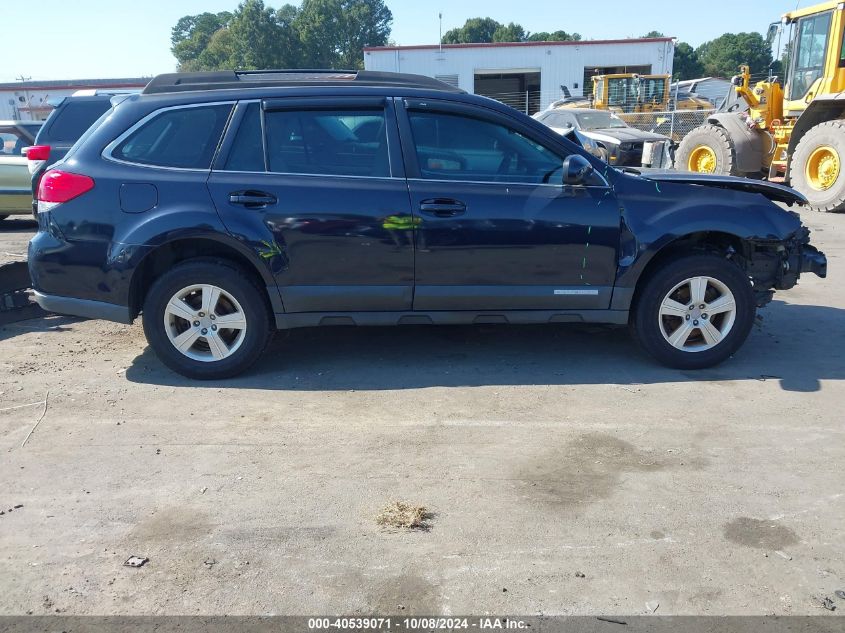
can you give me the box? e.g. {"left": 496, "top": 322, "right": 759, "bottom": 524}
{"left": 676, "top": 124, "right": 740, "bottom": 175}
{"left": 630, "top": 254, "right": 756, "bottom": 369}
{"left": 789, "top": 120, "right": 845, "bottom": 213}
{"left": 142, "top": 260, "right": 272, "bottom": 379}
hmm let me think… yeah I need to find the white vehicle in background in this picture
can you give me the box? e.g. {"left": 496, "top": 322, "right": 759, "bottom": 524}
{"left": 0, "top": 120, "right": 42, "bottom": 222}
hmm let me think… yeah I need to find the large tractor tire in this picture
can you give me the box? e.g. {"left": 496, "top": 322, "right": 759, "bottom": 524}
{"left": 789, "top": 120, "right": 845, "bottom": 213}
{"left": 676, "top": 124, "right": 740, "bottom": 176}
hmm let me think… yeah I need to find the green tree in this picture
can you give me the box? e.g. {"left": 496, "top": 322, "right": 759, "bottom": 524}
{"left": 525, "top": 30, "right": 581, "bottom": 42}
{"left": 296, "top": 0, "right": 392, "bottom": 68}
{"left": 673, "top": 41, "right": 704, "bottom": 80}
{"left": 293, "top": 0, "right": 338, "bottom": 67}
{"left": 228, "top": 0, "right": 289, "bottom": 69}
{"left": 191, "top": 28, "right": 236, "bottom": 70}
{"left": 171, "top": 0, "right": 391, "bottom": 71}
{"left": 443, "top": 18, "right": 581, "bottom": 44}
{"left": 442, "top": 17, "right": 502, "bottom": 44}
{"left": 336, "top": 0, "right": 393, "bottom": 67}
{"left": 275, "top": 4, "right": 304, "bottom": 67}
{"left": 492, "top": 22, "right": 526, "bottom": 43}
{"left": 641, "top": 30, "right": 665, "bottom": 38}
{"left": 171, "top": 11, "right": 233, "bottom": 70}
{"left": 696, "top": 32, "right": 773, "bottom": 78}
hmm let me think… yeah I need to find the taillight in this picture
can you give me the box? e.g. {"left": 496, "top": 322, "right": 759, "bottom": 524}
{"left": 25, "top": 145, "right": 51, "bottom": 176}
{"left": 37, "top": 170, "right": 95, "bottom": 211}
{"left": 25, "top": 145, "right": 50, "bottom": 161}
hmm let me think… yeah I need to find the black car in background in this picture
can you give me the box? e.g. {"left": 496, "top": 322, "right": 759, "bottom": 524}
{"left": 26, "top": 90, "right": 137, "bottom": 205}
{"left": 28, "top": 70, "right": 826, "bottom": 379}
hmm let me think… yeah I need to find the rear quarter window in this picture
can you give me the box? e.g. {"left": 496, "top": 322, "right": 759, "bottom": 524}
{"left": 112, "top": 104, "right": 233, "bottom": 169}
{"left": 44, "top": 100, "right": 113, "bottom": 143}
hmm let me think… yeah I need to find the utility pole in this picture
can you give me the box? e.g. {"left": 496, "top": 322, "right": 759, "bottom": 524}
{"left": 439, "top": 13, "right": 443, "bottom": 52}
{"left": 16, "top": 75, "right": 32, "bottom": 121}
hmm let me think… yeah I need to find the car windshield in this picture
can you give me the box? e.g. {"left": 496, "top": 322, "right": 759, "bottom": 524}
{"left": 575, "top": 111, "right": 628, "bottom": 130}
{"left": 541, "top": 113, "right": 574, "bottom": 128}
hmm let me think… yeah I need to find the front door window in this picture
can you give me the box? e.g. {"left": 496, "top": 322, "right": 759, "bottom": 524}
{"left": 407, "top": 110, "right": 564, "bottom": 184}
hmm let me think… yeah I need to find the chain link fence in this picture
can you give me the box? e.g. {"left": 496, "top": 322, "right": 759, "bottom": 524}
{"left": 480, "top": 89, "right": 715, "bottom": 143}
{"left": 617, "top": 109, "right": 715, "bottom": 143}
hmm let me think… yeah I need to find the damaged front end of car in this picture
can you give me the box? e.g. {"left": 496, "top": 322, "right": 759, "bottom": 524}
{"left": 741, "top": 226, "right": 827, "bottom": 306}
{"left": 616, "top": 170, "right": 828, "bottom": 311}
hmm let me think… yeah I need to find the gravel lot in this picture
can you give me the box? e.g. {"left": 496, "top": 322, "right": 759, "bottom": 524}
{"left": 0, "top": 211, "right": 843, "bottom": 616}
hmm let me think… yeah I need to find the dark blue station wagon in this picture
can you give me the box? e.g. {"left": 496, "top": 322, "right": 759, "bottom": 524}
{"left": 28, "top": 70, "right": 827, "bottom": 379}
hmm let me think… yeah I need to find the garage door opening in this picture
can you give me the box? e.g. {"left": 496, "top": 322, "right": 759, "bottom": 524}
{"left": 474, "top": 71, "right": 541, "bottom": 115}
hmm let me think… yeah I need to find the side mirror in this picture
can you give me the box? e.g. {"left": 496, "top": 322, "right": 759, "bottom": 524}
{"left": 562, "top": 154, "right": 595, "bottom": 186}
{"left": 766, "top": 22, "right": 779, "bottom": 45}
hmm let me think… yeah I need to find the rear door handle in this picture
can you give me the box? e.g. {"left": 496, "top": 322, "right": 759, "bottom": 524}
{"left": 229, "top": 191, "right": 277, "bottom": 208}
{"left": 419, "top": 199, "right": 466, "bottom": 217}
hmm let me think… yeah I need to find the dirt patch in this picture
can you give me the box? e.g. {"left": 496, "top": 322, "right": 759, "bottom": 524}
{"left": 364, "top": 574, "right": 440, "bottom": 614}
{"left": 515, "top": 432, "right": 706, "bottom": 507}
{"left": 723, "top": 517, "right": 800, "bottom": 550}
{"left": 376, "top": 502, "right": 431, "bottom": 530}
{"left": 128, "top": 506, "right": 214, "bottom": 543}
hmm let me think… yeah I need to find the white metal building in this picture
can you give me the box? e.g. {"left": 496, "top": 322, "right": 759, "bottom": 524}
{"left": 364, "top": 37, "right": 675, "bottom": 114}
{"left": 0, "top": 78, "right": 149, "bottom": 121}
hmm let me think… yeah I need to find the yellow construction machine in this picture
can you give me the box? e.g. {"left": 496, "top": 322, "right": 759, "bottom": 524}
{"left": 676, "top": 1, "right": 845, "bottom": 212}
{"left": 555, "top": 73, "right": 710, "bottom": 113}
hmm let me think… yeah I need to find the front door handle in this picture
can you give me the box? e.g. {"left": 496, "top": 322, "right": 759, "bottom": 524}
{"left": 229, "top": 190, "right": 277, "bottom": 208}
{"left": 419, "top": 198, "right": 466, "bottom": 217}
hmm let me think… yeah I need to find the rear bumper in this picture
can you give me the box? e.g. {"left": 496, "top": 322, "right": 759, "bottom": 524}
{"left": 32, "top": 291, "right": 132, "bottom": 324}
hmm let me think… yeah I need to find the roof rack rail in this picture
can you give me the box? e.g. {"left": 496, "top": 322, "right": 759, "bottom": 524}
{"left": 70, "top": 88, "right": 141, "bottom": 97}
{"left": 142, "top": 69, "right": 465, "bottom": 95}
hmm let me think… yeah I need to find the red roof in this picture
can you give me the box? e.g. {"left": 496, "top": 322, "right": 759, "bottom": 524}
{"left": 364, "top": 37, "right": 674, "bottom": 53}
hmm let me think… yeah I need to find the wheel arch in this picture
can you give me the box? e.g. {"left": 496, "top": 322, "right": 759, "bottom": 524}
{"left": 128, "top": 234, "right": 281, "bottom": 320}
{"left": 617, "top": 230, "right": 750, "bottom": 312}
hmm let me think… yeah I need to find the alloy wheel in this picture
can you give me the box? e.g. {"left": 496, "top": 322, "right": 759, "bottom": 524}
{"left": 163, "top": 284, "right": 247, "bottom": 362}
{"left": 658, "top": 276, "right": 737, "bottom": 352}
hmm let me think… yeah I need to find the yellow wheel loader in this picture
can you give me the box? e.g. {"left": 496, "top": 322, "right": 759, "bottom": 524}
{"left": 555, "top": 74, "right": 711, "bottom": 114}
{"left": 676, "top": 0, "right": 845, "bottom": 212}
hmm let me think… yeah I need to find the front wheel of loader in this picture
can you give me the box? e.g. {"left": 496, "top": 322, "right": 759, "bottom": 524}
{"left": 790, "top": 120, "right": 845, "bottom": 213}
{"left": 675, "top": 124, "right": 740, "bottom": 176}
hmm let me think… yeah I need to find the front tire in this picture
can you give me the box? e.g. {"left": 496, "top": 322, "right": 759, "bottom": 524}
{"left": 631, "top": 254, "right": 755, "bottom": 369}
{"left": 676, "top": 124, "right": 740, "bottom": 175}
{"left": 789, "top": 120, "right": 845, "bottom": 213}
{"left": 142, "top": 260, "right": 272, "bottom": 379}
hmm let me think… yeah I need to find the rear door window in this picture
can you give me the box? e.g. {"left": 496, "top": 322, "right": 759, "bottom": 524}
{"left": 112, "top": 104, "right": 232, "bottom": 169}
{"left": 264, "top": 108, "right": 390, "bottom": 177}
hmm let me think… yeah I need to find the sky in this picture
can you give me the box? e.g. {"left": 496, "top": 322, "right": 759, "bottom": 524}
{"left": 3, "top": 0, "right": 802, "bottom": 83}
